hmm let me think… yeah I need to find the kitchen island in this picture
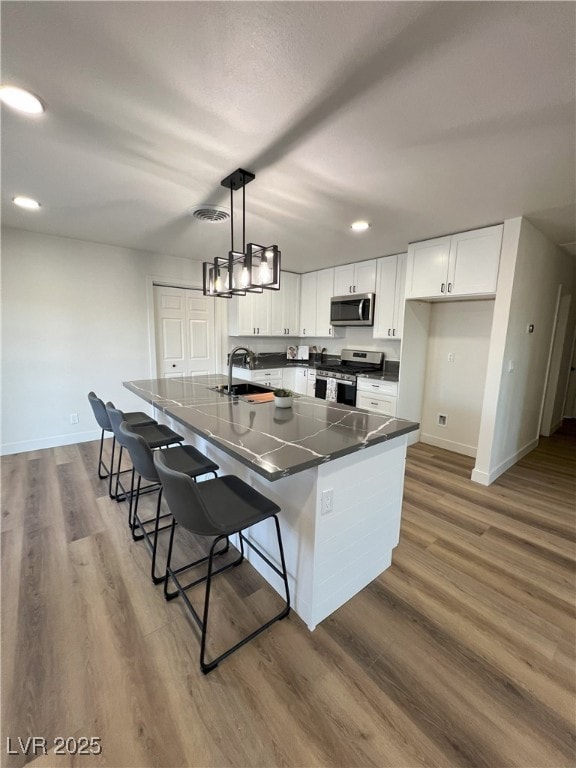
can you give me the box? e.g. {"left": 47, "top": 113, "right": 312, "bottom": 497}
{"left": 124, "top": 375, "right": 419, "bottom": 630}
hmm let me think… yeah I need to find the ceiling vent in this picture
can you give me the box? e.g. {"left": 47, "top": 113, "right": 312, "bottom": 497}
{"left": 190, "top": 205, "right": 230, "bottom": 223}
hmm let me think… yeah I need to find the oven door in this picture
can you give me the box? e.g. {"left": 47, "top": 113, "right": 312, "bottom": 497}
{"left": 315, "top": 375, "right": 356, "bottom": 406}
{"left": 336, "top": 379, "right": 356, "bottom": 407}
{"left": 315, "top": 376, "right": 328, "bottom": 400}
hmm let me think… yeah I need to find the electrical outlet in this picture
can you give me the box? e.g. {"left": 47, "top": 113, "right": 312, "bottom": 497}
{"left": 438, "top": 414, "right": 448, "bottom": 427}
{"left": 70, "top": 413, "right": 79, "bottom": 424}
{"left": 321, "top": 489, "right": 333, "bottom": 516}
{"left": 447, "top": 352, "right": 455, "bottom": 363}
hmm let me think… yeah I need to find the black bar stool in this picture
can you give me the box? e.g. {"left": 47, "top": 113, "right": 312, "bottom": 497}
{"left": 87, "top": 391, "right": 156, "bottom": 479}
{"left": 118, "top": 420, "right": 219, "bottom": 583}
{"left": 106, "top": 403, "right": 183, "bottom": 501}
{"left": 154, "top": 451, "right": 291, "bottom": 674}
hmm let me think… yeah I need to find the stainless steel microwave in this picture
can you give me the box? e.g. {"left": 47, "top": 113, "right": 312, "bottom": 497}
{"left": 330, "top": 293, "right": 375, "bottom": 326}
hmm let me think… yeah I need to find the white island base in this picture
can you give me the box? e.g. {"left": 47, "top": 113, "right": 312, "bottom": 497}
{"left": 158, "top": 408, "right": 407, "bottom": 631}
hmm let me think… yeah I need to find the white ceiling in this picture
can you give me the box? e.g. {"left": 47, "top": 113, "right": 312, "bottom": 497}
{"left": 2, "top": 1, "right": 575, "bottom": 272}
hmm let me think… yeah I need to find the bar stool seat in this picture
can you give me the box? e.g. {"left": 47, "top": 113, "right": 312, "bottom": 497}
{"left": 87, "top": 391, "right": 156, "bottom": 479}
{"left": 106, "top": 403, "right": 183, "bottom": 500}
{"left": 118, "top": 420, "right": 219, "bottom": 583}
{"left": 154, "top": 451, "right": 290, "bottom": 674}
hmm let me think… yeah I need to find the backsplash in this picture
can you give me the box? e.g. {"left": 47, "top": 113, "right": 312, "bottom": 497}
{"left": 229, "top": 327, "right": 401, "bottom": 361}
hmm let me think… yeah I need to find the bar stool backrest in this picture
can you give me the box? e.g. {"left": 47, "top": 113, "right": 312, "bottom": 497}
{"left": 154, "top": 451, "right": 217, "bottom": 536}
{"left": 105, "top": 403, "right": 129, "bottom": 445}
{"left": 118, "top": 421, "right": 158, "bottom": 483}
{"left": 88, "top": 392, "right": 112, "bottom": 431}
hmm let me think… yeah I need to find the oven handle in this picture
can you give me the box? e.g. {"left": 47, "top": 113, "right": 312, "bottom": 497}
{"left": 316, "top": 374, "right": 356, "bottom": 386}
{"left": 358, "top": 299, "right": 365, "bottom": 321}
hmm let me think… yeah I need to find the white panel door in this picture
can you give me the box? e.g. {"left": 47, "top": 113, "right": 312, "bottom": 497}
{"left": 154, "top": 286, "right": 186, "bottom": 377}
{"left": 154, "top": 285, "right": 216, "bottom": 378}
{"left": 185, "top": 291, "right": 215, "bottom": 376}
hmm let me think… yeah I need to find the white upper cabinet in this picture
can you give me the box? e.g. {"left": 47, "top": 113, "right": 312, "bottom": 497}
{"left": 231, "top": 271, "right": 299, "bottom": 337}
{"left": 448, "top": 226, "right": 503, "bottom": 296}
{"left": 299, "top": 272, "right": 317, "bottom": 336}
{"left": 229, "top": 289, "right": 270, "bottom": 336}
{"left": 299, "top": 268, "right": 335, "bottom": 338}
{"left": 270, "top": 271, "right": 301, "bottom": 336}
{"left": 315, "top": 268, "right": 335, "bottom": 337}
{"left": 334, "top": 260, "right": 376, "bottom": 295}
{"left": 405, "top": 225, "right": 503, "bottom": 300}
{"left": 373, "top": 253, "right": 407, "bottom": 339}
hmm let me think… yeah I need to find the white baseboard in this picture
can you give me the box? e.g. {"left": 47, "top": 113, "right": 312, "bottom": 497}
{"left": 471, "top": 437, "right": 539, "bottom": 486}
{"left": 420, "top": 432, "right": 477, "bottom": 458}
{"left": 1, "top": 428, "right": 101, "bottom": 456}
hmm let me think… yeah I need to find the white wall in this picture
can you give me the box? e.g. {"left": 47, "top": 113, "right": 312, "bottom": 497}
{"left": 420, "top": 300, "right": 494, "bottom": 457}
{"left": 473, "top": 218, "right": 576, "bottom": 484}
{"left": 1, "top": 227, "right": 205, "bottom": 454}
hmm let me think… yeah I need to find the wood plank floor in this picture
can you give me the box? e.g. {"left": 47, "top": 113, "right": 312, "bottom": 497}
{"left": 1, "top": 426, "right": 575, "bottom": 768}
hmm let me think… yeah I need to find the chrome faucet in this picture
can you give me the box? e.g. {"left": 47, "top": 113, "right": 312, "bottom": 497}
{"left": 228, "top": 346, "right": 252, "bottom": 395}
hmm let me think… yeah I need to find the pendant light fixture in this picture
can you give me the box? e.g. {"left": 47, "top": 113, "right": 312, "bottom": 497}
{"left": 202, "top": 168, "right": 281, "bottom": 297}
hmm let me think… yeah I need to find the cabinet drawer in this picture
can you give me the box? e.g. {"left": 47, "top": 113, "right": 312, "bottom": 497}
{"left": 356, "top": 379, "right": 398, "bottom": 396}
{"left": 252, "top": 369, "right": 282, "bottom": 384}
{"left": 356, "top": 392, "right": 397, "bottom": 417}
{"left": 231, "top": 367, "right": 281, "bottom": 385}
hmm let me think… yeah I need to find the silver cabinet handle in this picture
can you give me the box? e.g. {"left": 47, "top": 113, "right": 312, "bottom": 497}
{"left": 329, "top": 327, "right": 332, "bottom": 335}
{"left": 441, "top": 283, "right": 446, "bottom": 293}
{"left": 388, "top": 328, "right": 391, "bottom": 336}
{"left": 447, "top": 282, "right": 453, "bottom": 293}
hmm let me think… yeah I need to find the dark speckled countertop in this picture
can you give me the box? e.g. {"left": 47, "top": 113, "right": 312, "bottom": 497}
{"left": 124, "top": 374, "right": 418, "bottom": 481}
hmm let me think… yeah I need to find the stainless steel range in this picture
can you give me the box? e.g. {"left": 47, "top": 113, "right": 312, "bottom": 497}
{"left": 315, "top": 349, "right": 384, "bottom": 406}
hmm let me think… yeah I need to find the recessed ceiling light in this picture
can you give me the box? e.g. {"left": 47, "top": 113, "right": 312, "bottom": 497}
{"left": 351, "top": 220, "right": 370, "bottom": 232}
{"left": 0, "top": 86, "right": 45, "bottom": 115}
{"left": 13, "top": 196, "right": 41, "bottom": 210}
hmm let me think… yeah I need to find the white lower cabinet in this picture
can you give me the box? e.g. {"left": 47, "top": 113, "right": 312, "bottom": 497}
{"left": 306, "top": 368, "right": 316, "bottom": 397}
{"left": 356, "top": 379, "right": 398, "bottom": 417}
{"left": 293, "top": 367, "right": 308, "bottom": 395}
{"left": 282, "top": 368, "right": 296, "bottom": 392}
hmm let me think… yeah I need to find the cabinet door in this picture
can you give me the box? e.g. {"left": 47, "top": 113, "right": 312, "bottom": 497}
{"left": 315, "top": 268, "right": 335, "bottom": 337}
{"left": 355, "top": 260, "right": 377, "bottom": 294}
{"left": 293, "top": 367, "right": 308, "bottom": 395}
{"left": 269, "top": 282, "right": 284, "bottom": 336}
{"left": 334, "top": 264, "right": 355, "bottom": 295}
{"left": 251, "top": 290, "right": 270, "bottom": 335}
{"left": 229, "top": 295, "right": 254, "bottom": 335}
{"left": 306, "top": 369, "right": 317, "bottom": 397}
{"left": 405, "top": 237, "right": 451, "bottom": 299}
{"left": 448, "top": 225, "right": 502, "bottom": 296}
{"left": 283, "top": 272, "right": 301, "bottom": 335}
{"left": 299, "top": 272, "right": 317, "bottom": 336}
{"left": 282, "top": 367, "right": 296, "bottom": 392}
{"left": 392, "top": 253, "right": 407, "bottom": 338}
{"left": 269, "top": 271, "right": 300, "bottom": 336}
{"left": 373, "top": 255, "right": 397, "bottom": 338}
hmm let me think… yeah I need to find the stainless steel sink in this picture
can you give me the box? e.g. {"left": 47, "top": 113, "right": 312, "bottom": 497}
{"left": 209, "top": 383, "right": 274, "bottom": 397}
